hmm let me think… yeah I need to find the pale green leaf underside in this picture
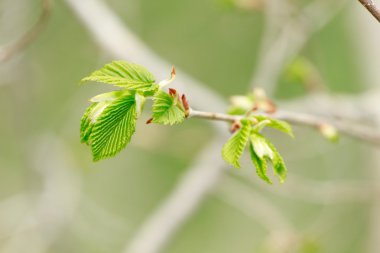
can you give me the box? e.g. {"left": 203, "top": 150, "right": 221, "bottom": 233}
{"left": 249, "top": 142, "right": 272, "bottom": 184}
{"left": 80, "top": 102, "right": 110, "bottom": 144}
{"left": 90, "top": 90, "right": 129, "bottom": 103}
{"left": 81, "top": 61, "right": 156, "bottom": 92}
{"left": 152, "top": 90, "right": 185, "bottom": 125}
{"left": 90, "top": 93, "right": 137, "bottom": 161}
{"left": 222, "top": 119, "right": 251, "bottom": 168}
{"left": 250, "top": 132, "right": 287, "bottom": 183}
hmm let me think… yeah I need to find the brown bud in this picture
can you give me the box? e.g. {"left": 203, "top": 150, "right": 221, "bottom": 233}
{"left": 181, "top": 94, "right": 189, "bottom": 110}
{"left": 181, "top": 94, "right": 190, "bottom": 117}
{"left": 146, "top": 118, "right": 153, "bottom": 124}
{"left": 169, "top": 88, "right": 177, "bottom": 96}
{"left": 171, "top": 66, "right": 176, "bottom": 79}
{"left": 230, "top": 121, "right": 241, "bottom": 133}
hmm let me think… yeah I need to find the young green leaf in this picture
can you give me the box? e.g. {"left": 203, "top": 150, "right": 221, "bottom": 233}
{"left": 81, "top": 61, "right": 157, "bottom": 93}
{"left": 251, "top": 132, "right": 287, "bottom": 183}
{"left": 250, "top": 132, "right": 274, "bottom": 160}
{"left": 151, "top": 90, "right": 186, "bottom": 125}
{"left": 249, "top": 142, "right": 272, "bottom": 184}
{"left": 266, "top": 140, "right": 287, "bottom": 183}
{"left": 89, "top": 90, "right": 128, "bottom": 103}
{"left": 80, "top": 101, "right": 111, "bottom": 144}
{"left": 252, "top": 119, "right": 271, "bottom": 132}
{"left": 222, "top": 119, "right": 252, "bottom": 168}
{"left": 254, "top": 115, "right": 294, "bottom": 137}
{"left": 89, "top": 92, "right": 137, "bottom": 161}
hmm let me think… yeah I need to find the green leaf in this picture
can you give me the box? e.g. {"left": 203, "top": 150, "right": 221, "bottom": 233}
{"left": 250, "top": 132, "right": 287, "bottom": 183}
{"left": 250, "top": 133, "right": 274, "bottom": 160}
{"left": 252, "top": 119, "right": 271, "bottom": 132}
{"left": 80, "top": 101, "right": 110, "bottom": 144}
{"left": 267, "top": 140, "right": 287, "bottom": 183}
{"left": 249, "top": 141, "right": 272, "bottom": 184}
{"left": 81, "top": 90, "right": 131, "bottom": 144}
{"left": 81, "top": 61, "right": 157, "bottom": 93}
{"left": 89, "top": 92, "right": 137, "bottom": 161}
{"left": 89, "top": 90, "right": 128, "bottom": 103}
{"left": 222, "top": 119, "right": 252, "bottom": 168}
{"left": 135, "top": 93, "right": 146, "bottom": 117}
{"left": 151, "top": 90, "right": 186, "bottom": 125}
{"left": 254, "top": 115, "right": 294, "bottom": 137}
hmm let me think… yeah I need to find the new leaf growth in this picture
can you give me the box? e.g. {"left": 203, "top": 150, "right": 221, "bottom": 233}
{"left": 80, "top": 61, "right": 293, "bottom": 184}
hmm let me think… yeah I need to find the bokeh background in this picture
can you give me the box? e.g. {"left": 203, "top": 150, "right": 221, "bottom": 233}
{"left": 0, "top": 0, "right": 379, "bottom": 252}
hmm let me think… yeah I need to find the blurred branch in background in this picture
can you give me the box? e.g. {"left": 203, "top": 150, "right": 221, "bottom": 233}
{"left": 124, "top": 138, "right": 227, "bottom": 253}
{"left": 0, "top": 0, "right": 52, "bottom": 63}
{"left": 279, "top": 91, "right": 380, "bottom": 123}
{"left": 358, "top": 0, "right": 380, "bottom": 22}
{"left": 216, "top": 175, "right": 294, "bottom": 233}
{"left": 251, "top": 0, "right": 348, "bottom": 94}
{"left": 215, "top": 175, "right": 313, "bottom": 253}
{"left": 64, "top": 0, "right": 226, "bottom": 113}
{"left": 235, "top": 171, "right": 372, "bottom": 204}
{"left": 0, "top": 135, "right": 82, "bottom": 253}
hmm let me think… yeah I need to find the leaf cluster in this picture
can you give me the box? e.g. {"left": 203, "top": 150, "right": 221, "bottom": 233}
{"left": 222, "top": 116, "right": 292, "bottom": 183}
{"left": 80, "top": 61, "right": 293, "bottom": 184}
{"left": 80, "top": 61, "right": 187, "bottom": 161}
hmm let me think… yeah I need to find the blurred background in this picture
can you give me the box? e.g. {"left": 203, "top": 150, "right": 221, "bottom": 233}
{"left": 0, "top": 0, "right": 379, "bottom": 252}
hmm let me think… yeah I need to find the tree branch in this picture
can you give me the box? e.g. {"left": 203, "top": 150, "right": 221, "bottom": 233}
{"left": 189, "top": 108, "right": 380, "bottom": 145}
{"left": 358, "top": 0, "right": 380, "bottom": 22}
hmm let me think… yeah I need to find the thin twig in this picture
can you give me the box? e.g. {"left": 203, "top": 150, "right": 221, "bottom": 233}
{"left": 189, "top": 108, "right": 380, "bottom": 145}
{"left": 358, "top": 0, "right": 380, "bottom": 22}
{"left": 0, "top": 0, "right": 52, "bottom": 63}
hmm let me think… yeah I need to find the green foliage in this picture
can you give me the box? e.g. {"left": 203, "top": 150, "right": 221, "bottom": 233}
{"left": 152, "top": 90, "right": 186, "bottom": 125}
{"left": 250, "top": 132, "right": 287, "bottom": 183}
{"left": 81, "top": 61, "right": 158, "bottom": 95}
{"left": 80, "top": 60, "right": 292, "bottom": 184}
{"left": 90, "top": 93, "right": 137, "bottom": 161}
{"left": 222, "top": 119, "right": 252, "bottom": 168}
{"left": 249, "top": 141, "right": 271, "bottom": 184}
{"left": 254, "top": 115, "right": 294, "bottom": 137}
{"left": 80, "top": 102, "right": 103, "bottom": 144}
